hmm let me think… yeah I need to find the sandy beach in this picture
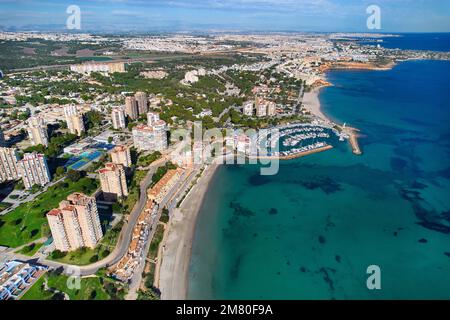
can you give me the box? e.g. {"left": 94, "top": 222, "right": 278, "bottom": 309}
{"left": 302, "top": 86, "right": 331, "bottom": 122}
{"left": 158, "top": 163, "right": 219, "bottom": 300}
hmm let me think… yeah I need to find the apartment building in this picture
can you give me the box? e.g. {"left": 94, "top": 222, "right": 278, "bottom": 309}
{"left": 242, "top": 101, "right": 254, "bottom": 116}
{"left": 111, "top": 145, "right": 132, "bottom": 168}
{"left": 111, "top": 107, "right": 126, "bottom": 129}
{"left": 132, "top": 121, "right": 167, "bottom": 152}
{"left": 17, "top": 153, "right": 51, "bottom": 189}
{"left": 98, "top": 163, "right": 128, "bottom": 201}
{"left": 125, "top": 96, "right": 138, "bottom": 120}
{"left": 47, "top": 192, "right": 103, "bottom": 251}
{"left": 147, "top": 168, "right": 183, "bottom": 204}
{"left": 27, "top": 116, "right": 49, "bottom": 147}
{"left": 64, "top": 105, "right": 85, "bottom": 136}
{"left": 0, "top": 147, "right": 20, "bottom": 183}
{"left": 135, "top": 91, "right": 148, "bottom": 115}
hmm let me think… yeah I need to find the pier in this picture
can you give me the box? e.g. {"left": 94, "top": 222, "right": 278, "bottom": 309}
{"left": 250, "top": 144, "right": 334, "bottom": 161}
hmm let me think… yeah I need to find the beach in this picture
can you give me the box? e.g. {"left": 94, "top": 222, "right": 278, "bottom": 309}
{"left": 302, "top": 86, "right": 330, "bottom": 122}
{"left": 158, "top": 163, "right": 219, "bottom": 300}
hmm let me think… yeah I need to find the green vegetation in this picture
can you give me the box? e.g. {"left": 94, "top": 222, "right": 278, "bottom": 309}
{"left": 148, "top": 224, "right": 165, "bottom": 260}
{"left": 21, "top": 269, "right": 126, "bottom": 300}
{"left": 16, "top": 242, "right": 44, "bottom": 256}
{"left": 0, "top": 177, "right": 98, "bottom": 248}
{"left": 114, "top": 169, "right": 148, "bottom": 214}
{"left": 24, "top": 132, "right": 78, "bottom": 159}
{"left": 160, "top": 207, "right": 169, "bottom": 224}
{"left": 137, "top": 151, "right": 161, "bottom": 167}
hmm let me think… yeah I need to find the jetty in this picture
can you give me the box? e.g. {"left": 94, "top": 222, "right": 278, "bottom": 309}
{"left": 249, "top": 144, "right": 334, "bottom": 161}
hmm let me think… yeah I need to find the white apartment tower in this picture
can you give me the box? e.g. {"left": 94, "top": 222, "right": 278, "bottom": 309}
{"left": 111, "top": 145, "right": 132, "bottom": 168}
{"left": 47, "top": 192, "right": 103, "bottom": 251}
{"left": 111, "top": 107, "right": 126, "bottom": 130}
{"left": 17, "top": 153, "right": 51, "bottom": 189}
{"left": 0, "top": 147, "right": 20, "bottom": 183}
{"left": 98, "top": 163, "right": 128, "bottom": 200}
{"left": 64, "top": 105, "right": 85, "bottom": 136}
{"left": 27, "top": 116, "right": 49, "bottom": 147}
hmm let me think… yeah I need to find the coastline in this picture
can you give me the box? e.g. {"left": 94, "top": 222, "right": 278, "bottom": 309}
{"left": 158, "top": 163, "right": 220, "bottom": 300}
{"left": 157, "top": 61, "right": 390, "bottom": 299}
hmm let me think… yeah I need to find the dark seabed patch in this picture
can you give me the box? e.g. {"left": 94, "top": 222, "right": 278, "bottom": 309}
{"left": 318, "top": 235, "right": 326, "bottom": 244}
{"left": 294, "top": 176, "right": 342, "bottom": 195}
{"left": 230, "top": 253, "right": 245, "bottom": 281}
{"left": 418, "top": 238, "right": 428, "bottom": 243}
{"left": 268, "top": 208, "right": 278, "bottom": 215}
{"left": 390, "top": 157, "right": 408, "bottom": 171}
{"left": 444, "top": 253, "right": 450, "bottom": 258}
{"left": 229, "top": 202, "right": 255, "bottom": 218}
{"left": 248, "top": 174, "right": 271, "bottom": 186}
{"left": 316, "top": 267, "right": 336, "bottom": 292}
{"left": 335, "top": 255, "right": 341, "bottom": 263}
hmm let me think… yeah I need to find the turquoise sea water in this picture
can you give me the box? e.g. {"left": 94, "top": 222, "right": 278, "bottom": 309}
{"left": 188, "top": 60, "right": 450, "bottom": 299}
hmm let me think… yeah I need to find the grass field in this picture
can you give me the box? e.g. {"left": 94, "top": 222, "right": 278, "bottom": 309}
{"left": 16, "top": 242, "right": 44, "bottom": 256}
{"left": 21, "top": 272, "right": 124, "bottom": 300}
{"left": 0, "top": 177, "right": 98, "bottom": 248}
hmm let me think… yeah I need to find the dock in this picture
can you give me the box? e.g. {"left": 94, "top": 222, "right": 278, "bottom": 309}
{"left": 249, "top": 144, "right": 334, "bottom": 161}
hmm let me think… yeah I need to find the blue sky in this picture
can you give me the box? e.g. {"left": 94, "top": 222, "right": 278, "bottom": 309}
{"left": 0, "top": 0, "right": 449, "bottom": 32}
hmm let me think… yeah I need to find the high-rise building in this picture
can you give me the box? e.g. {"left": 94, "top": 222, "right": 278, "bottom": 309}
{"left": 132, "top": 120, "right": 168, "bottom": 152}
{"left": 17, "top": 153, "right": 51, "bottom": 189}
{"left": 47, "top": 192, "right": 103, "bottom": 252}
{"left": 27, "top": 116, "right": 49, "bottom": 147}
{"left": 242, "top": 101, "right": 254, "bottom": 116}
{"left": 111, "top": 145, "right": 132, "bottom": 168}
{"left": 256, "top": 98, "right": 268, "bottom": 117}
{"left": 64, "top": 105, "right": 85, "bottom": 136}
{"left": 98, "top": 163, "right": 128, "bottom": 201}
{"left": 0, "top": 147, "right": 20, "bottom": 183}
{"left": 135, "top": 91, "right": 148, "bottom": 115}
{"left": 125, "top": 96, "right": 138, "bottom": 120}
{"left": 111, "top": 107, "right": 126, "bottom": 130}
{"left": 267, "top": 101, "right": 277, "bottom": 116}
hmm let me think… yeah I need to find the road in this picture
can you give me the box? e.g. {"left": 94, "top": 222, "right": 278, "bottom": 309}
{"left": 1, "top": 156, "right": 168, "bottom": 276}
{"left": 124, "top": 167, "right": 198, "bottom": 299}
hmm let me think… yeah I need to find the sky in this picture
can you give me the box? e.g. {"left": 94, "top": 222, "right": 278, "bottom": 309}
{"left": 0, "top": 0, "right": 449, "bottom": 33}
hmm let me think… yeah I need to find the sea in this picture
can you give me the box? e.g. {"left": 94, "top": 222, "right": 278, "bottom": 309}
{"left": 187, "top": 34, "right": 450, "bottom": 299}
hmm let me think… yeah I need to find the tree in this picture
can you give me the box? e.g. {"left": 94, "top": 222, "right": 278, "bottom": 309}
{"left": 67, "top": 169, "right": 81, "bottom": 182}
{"left": 56, "top": 166, "right": 65, "bottom": 176}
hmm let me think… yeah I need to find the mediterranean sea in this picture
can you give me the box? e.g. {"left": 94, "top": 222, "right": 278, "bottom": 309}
{"left": 187, "top": 58, "right": 450, "bottom": 299}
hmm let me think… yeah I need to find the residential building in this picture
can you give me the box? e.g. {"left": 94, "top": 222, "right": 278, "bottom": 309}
{"left": 64, "top": 105, "right": 85, "bottom": 136}
{"left": 69, "top": 61, "right": 125, "bottom": 74}
{"left": 27, "top": 116, "right": 49, "bottom": 147}
{"left": 267, "top": 101, "right": 277, "bottom": 116}
{"left": 0, "top": 147, "right": 20, "bottom": 183}
{"left": 111, "top": 107, "right": 126, "bottom": 129}
{"left": 135, "top": 91, "right": 148, "bottom": 115}
{"left": 242, "top": 101, "right": 254, "bottom": 116}
{"left": 147, "top": 168, "right": 183, "bottom": 204}
{"left": 132, "top": 121, "right": 167, "bottom": 152}
{"left": 256, "top": 102, "right": 267, "bottom": 117}
{"left": 125, "top": 96, "right": 138, "bottom": 120}
{"left": 47, "top": 193, "right": 103, "bottom": 251}
{"left": 111, "top": 145, "right": 132, "bottom": 168}
{"left": 98, "top": 163, "right": 128, "bottom": 201}
{"left": 0, "top": 260, "right": 48, "bottom": 300}
{"left": 17, "top": 153, "right": 51, "bottom": 189}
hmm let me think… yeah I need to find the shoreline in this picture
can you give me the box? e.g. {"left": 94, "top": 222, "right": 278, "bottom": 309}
{"left": 157, "top": 61, "right": 386, "bottom": 299}
{"left": 158, "top": 163, "right": 220, "bottom": 300}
